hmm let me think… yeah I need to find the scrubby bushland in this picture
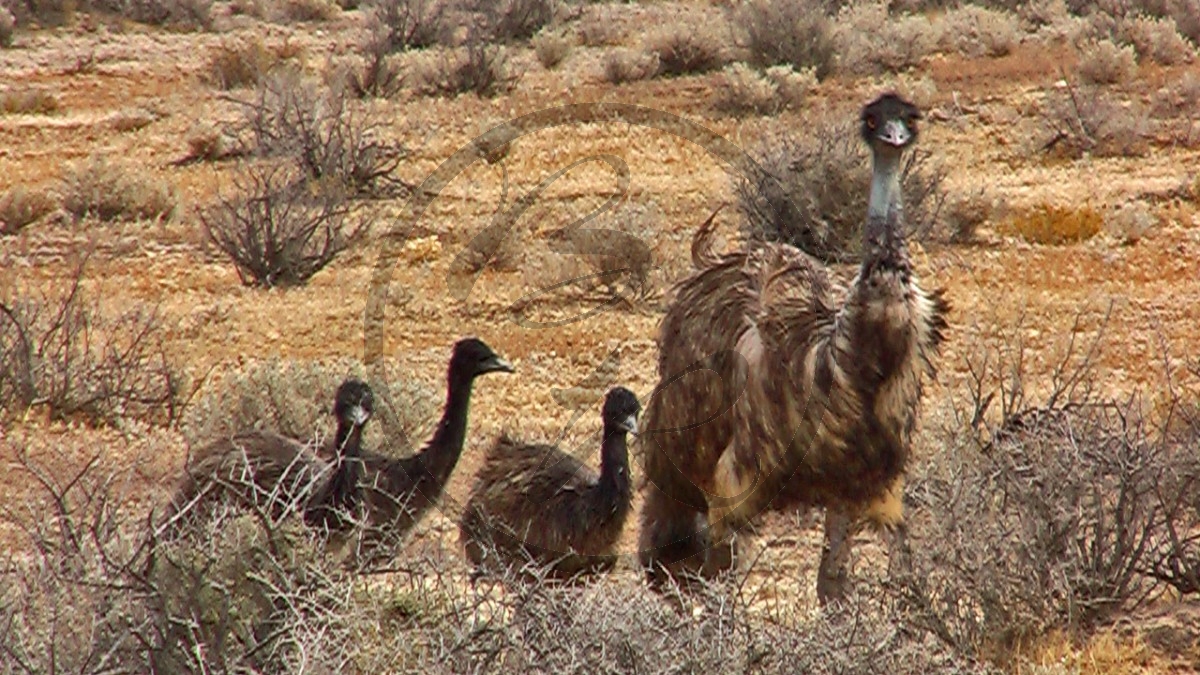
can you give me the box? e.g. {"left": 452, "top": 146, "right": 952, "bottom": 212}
{"left": 411, "top": 31, "right": 521, "bottom": 98}
{"left": 645, "top": 24, "right": 729, "bottom": 77}
{"left": 893, "top": 314, "right": 1200, "bottom": 655}
{"left": 713, "top": 62, "right": 816, "bottom": 116}
{"left": 180, "top": 356, "right": 439, "bottom": 457}
{"left": 734, "top": 117, "right": 946, "bottom": 263}
{"left": 363, "top": 0, "right": 449, "bottom": 52}
{"left": 727, "top": 0, "right": 836, "bottom": 80}
{"left": 199, "top": 163, "right": 365, "bottom": 289}
{"left": 234, "top": 71, "right": 407, "bottom": 197}
{"left": 0, "top": 257, "right": 178, "bottom": 425}
{"left": 464, "top": 0, "right": 562, "bottom": 45}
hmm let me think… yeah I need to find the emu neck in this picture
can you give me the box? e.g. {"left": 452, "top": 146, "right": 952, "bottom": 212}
{"left": 333, "top": 419, "right": 362, "bottom": 459}
{"left": 419, "top": 372, "right": 477, "bottom": 485}
{"left": 864, "top": 147, "right": 905, "bottom": 251}
{"left": 597, "top": 425, "right": 631, "bottom": 499}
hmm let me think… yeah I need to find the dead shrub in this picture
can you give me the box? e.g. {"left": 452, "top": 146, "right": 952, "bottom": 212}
{"left": 1000, "top": 202, "right": 1102, "bottom": 245}
{"left": 0, "top": 185, "right": 59, "bottom": 234}
{"left": 60, "top": 155, "right": 177, "bottom": 223}
{"left": 340, "top": 32, "right": 407, "bottom": 99}
{"left": 199, "top": 163, "right": 364, "bottom": 288}
{"left": 602, "top": 48, "right": 659, "bottom": 84}
{"left": 181, "top": 356, "right": 439, "bottom": 455}
{"left": 896, "top": 319, "right": 1183, "bottom": 653}
{"left": 412, "top": 33, "right": 521, "bottom": 97}
{"left": 271, "top": 0, "right": 340, "bottom": 22}
{"left": 236, "top": 70, "right": 407, "bottom": 195}
{"left": 180, "top": 122, "right": 247, "bottom": 163}
{"left": 1081, "top": 6, "right": 1197, "bottom": 66}
{"left": 465, "top": 0, "right": 561, "bottom": 44}
{"left": 0, "top": 6, "right": 15, "bottom": 47}
{"left": 938, "top": 4, "right": 1021, "bottom": 58}
{"left": 532, "top": 28, "right": 570, "bottom": 69}
{"left": 645, "top": 24, "right": 729, "bottom": 77}
{"left": 1040, "top": 81, "right": 1150, "bottom": 158}
{"left": 0, "top": 88, "right": 59, "bottom": 115}
{"left": 364, "top": 0, "right": 449, "bottom": 52}
{"left": 0, "top": 258, "right": 178, "bottom": 425}
{"left": 204, "top": 37, "right": 293, "bottom": 90}
{"left": 833, "top": 0, "right": 941, "bottom": 75}
{"left": 734, "top": 117, "right": 946, "bottom": 263}
{"left": 713, "top": 62, "right": 815, "bottom": 116}
{"left": 727, "top": 0, "right": 835, "bottom": 80}
{"left": 1076, "top": 38, "right": 1137, "bottom": 85}
{"left": 576, "top": 3, "right": 623, "bottom": 47}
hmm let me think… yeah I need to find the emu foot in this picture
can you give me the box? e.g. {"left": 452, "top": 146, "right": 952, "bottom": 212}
{"left": 700, "top": 537, "right": 736, "bottom": 579}
{"left": 816, "top": 554, "right": 851, "bottom": 606}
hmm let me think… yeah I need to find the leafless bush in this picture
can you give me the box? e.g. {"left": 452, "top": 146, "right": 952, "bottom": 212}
{"left": 645, "top": 24, "right": 729, "bottom": 77}
{"left": 0, "top": 185, "right": 59, "bottom": 234}
{"left": 1040, "top": 80, "right": 1150, "bottom": 158}
{"left": 734, "top": 118, "right": 946, "bottom": 263}
{"left": 340, "top": 31, "right": 407, "bottom": 99}
{"left": 181, "top": 356, "right": 439, "bottom": 456}
{"left": 532, "top": 28, "right": 570, "bottom": 69}
{"left": 412, "top": 33, "right": 521, "bottom": 97}
{"left": 464, "top": 0, "right": 560, "bottom": 44}
{"left": 576, "top": 3, "right": 623, "bottom": 47}
{"left": 895, "top": 316, "right": 1183, "bottom": 653}
{"left": 364, "top": 0, "right": 449, "bottom": 52}
{"left": 714, "top": 62, "right": 815, "bottom": 116}
{"left": 1076, "top": 38, "right": 1138, "bottom": 84}
{"left": 0, "top": 258, "right": 178, "bottom": 425}
{"left": 727, "top": 0, "right": 836, "bottom": 80}
{"left": 236, "top": 70, "right": 407, "bottom": 195}
{"left": 833, "top": 0, "right": 941, "bottom": 75}
{"left": 602, "top": 48, "right": 659, "bottom": 84}
{"left": 938, "top": 4, "right": 1021, "bottom": 58}
{"left": 200, "top": 163, "right": 365, "bottom": 288}
{"left": 204, "top": 37, "right": 294, "bottom": 90}
{"left": 60, "top": 154, "right": 177, "bottom": 223}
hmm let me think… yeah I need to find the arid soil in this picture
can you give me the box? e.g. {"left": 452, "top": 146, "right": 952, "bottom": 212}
{"left": 2, "top": 2, "right": 1199, "bottom": 671}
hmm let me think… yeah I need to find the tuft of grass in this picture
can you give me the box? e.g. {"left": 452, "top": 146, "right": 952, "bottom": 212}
{"left": 532, "top": 28, "right": 570, "bottom": 70}
{"left": 1076, "top": 38, "right": 1137, "bottom": 85}
{"left": 205, "top": 37, "right": 296, "bottom": 90}
{"left": 727, "top": 0, "right": 835, "bottom": 80}
{"left": 0, "top": 185, "right": 59, "bottom": 235}
{"left": 645, "top": 24, "right": 729, "bottom": 77}
{"left": 938, "top": 4, "right": 1021, "bottom": 58}
{"left": 1001, "top": 202, "right": 1102, "bottom": 245}
{"left": 0, "top": 88, "right": 59, "bottom": 115}
{"left": 602, "top": 48, "right": 659, "bottom": 84}
{"left": 61, "top": 155, "right": 177, "bottom": 223}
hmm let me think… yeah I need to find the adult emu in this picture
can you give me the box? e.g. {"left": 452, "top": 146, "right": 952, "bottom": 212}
{"left": 329, "top": 337, "right": 514, "bottom": 558}
{"left": 162, "top": 378, "right": 374, "bottom": 535}
{"left": 637, "top": 93, "right": 949, "bottom": 604}
{"left": 458, "top": 386, "right": 641, "bottom": 580}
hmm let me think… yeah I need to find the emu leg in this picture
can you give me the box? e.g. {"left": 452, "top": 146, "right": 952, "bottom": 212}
{"left": 816, "top": 506, "right": 853, "bottom": 606}
{"left": 639, "top": 482, "right": 708, "bottom": 587}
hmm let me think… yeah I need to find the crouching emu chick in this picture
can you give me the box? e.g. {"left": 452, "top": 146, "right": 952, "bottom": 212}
{"left": 161, "top": 378, "right": 374, "bottom": 537}
{"left": 458, "top": 386, "right": 641, "bottom": 580}
{"left": 637, "top": 93, "right": 949, "bottom": 604}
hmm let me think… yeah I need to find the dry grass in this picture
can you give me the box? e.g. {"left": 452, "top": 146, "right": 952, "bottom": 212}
{"left": 1076, "top": 38, "right": 1138, "bottom": 85}
{"left": 0, "top": 88, "right": 59, "bottom": 115}
{"left": 938, "top": 4, "right": 1022, "bottom": 58}
{"left": 0, "top": 185, "right": 60, "bottom": 235}
{"left": 576, "top": 3, "right": 624, "bottom": 47}
{"left": 1000, "top": 202, "right": 1103, "bottom": 245}
{"left": 272, "top": 0, "right": 341, "bottom": 22}
{"left": 204, "top": 37, "right": 297, "bottom": 90}
{"left": 602, "top": 48, "right": 659, "bottom": 84}
{"left": 832, "top": 0, "right": 940, "bottom": 75}
{"left": 644, "top": 24, "right": 729, "bottom": 77}
{"left": 713, "top": 62, "right": 815, "bottom": 116}
{"left": 60, "top": 155, "right": 177, "bottom": 223}
{"left": 727, "top": 0, "right": 835, "bottom": 80}
{"left": 1040, "top": 81, "right": 1150, "bottom": 159}
{"left": 1104, "top": 200, "right": 1159, "bottom": 245}
{"left": 532, "top": 28, "right": 570, "bottom": 70}
{"left": 412, "top": 36, "right": 521, "bottom": 98}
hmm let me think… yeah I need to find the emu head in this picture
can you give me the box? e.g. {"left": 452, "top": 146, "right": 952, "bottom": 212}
{"left": 602, "top": 386, "right": 641, "bottom": 436}
{"left": 450, "top": 337, "right": 516, "bottom": 379}
{"left": 333, "top": 379, "right": 375, "bottom": 427}
{"left": 860, "top": 93, "right": 921, "bottom": 154}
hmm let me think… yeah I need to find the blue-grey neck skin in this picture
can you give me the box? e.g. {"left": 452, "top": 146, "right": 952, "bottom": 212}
{"left": 864, "top": 145, "right": 905, "bottom": 250}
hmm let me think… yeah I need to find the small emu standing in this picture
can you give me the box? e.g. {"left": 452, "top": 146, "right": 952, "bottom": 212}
{"left": 458, "top": 386, "right": 641, "bottom": 580}
{"left": 638, "top": 93, "right": 949, "bottom": 604}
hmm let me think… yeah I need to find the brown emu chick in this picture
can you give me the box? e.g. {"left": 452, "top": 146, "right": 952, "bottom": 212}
{"left": 162, "top": 378, "right": 374, "bottom": 536}
{"left": 458, "top": 386, "right": 641, "bottom": 580}
{"left": 637, "top": 93, "right": 950, "bottom": 604}
{"left": 330, "top": 337, "right": 514, "bottom": 558}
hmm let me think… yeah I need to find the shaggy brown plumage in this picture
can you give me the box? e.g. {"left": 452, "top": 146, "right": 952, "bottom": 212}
{"left": 458, "top": 386, "right": 641, "bottom": 580}
{"left": 329, "top": 337, "right": 514, "bottom": 558}
{"left": 637, "top": 93, "right": 950, "bottom": 604}
{"left": 161, "top": 378, "right": 374, "bottom": 536}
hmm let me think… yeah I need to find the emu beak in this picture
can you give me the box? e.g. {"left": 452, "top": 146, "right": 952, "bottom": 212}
{"left": 620, "top": 414, "right": 639, "bottom": 436}
{"left": 878, "top": 119, "right": 912, "bottom": 147}
{"left": 350, "top": 404, "right": 370, "bottom": 426}
{"left": 485, "top": 356, "right": 515, "bottom": 374}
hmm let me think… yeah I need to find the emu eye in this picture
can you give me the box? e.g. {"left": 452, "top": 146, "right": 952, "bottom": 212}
{"left": 866, "top": 117, "right": 877, "bottom": 130}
